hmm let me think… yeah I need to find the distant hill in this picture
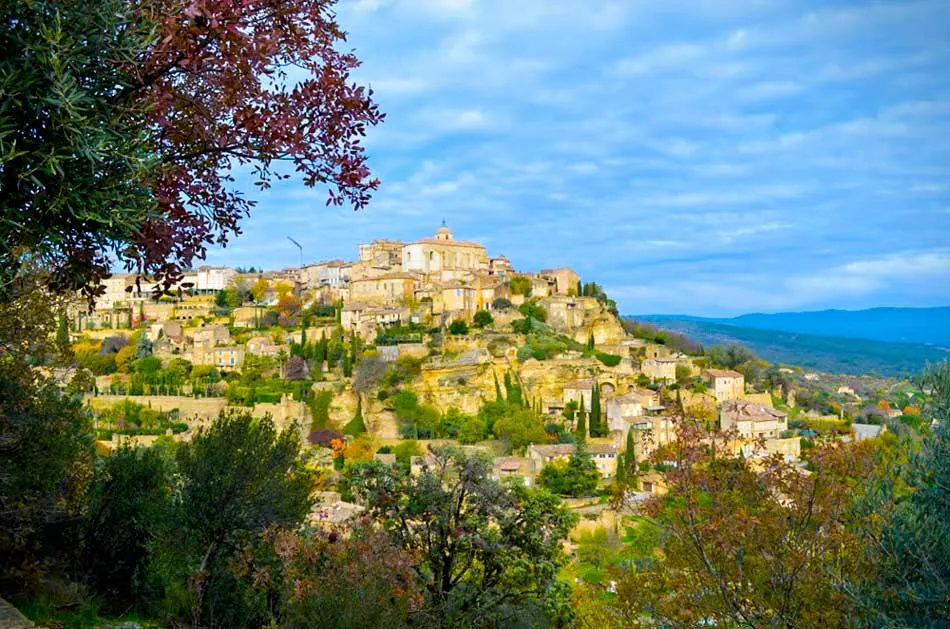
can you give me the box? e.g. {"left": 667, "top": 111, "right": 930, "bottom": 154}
{"left": 642, "top": 307, "right": 950, "bottom": 345}
{"left": 628, "top": 316, "right": 950, "bottom": 377}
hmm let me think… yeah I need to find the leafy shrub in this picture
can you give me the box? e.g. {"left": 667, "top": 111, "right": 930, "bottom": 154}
{"left": 448, "top": 319, "right": 469, "bottom": 335}
{"left": 595, "top": 352, "right": 621, "bottom": 367}
{"left": 472, "top": 310, "right": 493, "bottom": 328}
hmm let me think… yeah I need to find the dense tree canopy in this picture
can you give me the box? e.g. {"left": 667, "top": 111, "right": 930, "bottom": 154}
{"left": 346, "top": 447, "right": 576, "bottom": 627}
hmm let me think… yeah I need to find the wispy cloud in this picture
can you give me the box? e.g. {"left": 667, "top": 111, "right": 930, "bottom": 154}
{"left": 202, "top": 0, "right": 950, "bottom": 315}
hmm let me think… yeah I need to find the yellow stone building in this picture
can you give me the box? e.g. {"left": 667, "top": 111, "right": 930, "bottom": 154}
{"left": 347, "top": 272, "right": 419, "bottom": 306}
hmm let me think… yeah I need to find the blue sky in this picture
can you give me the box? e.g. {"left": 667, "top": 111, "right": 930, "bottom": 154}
{"left": 203, "top": 0, "right": 950, "bottom": 317}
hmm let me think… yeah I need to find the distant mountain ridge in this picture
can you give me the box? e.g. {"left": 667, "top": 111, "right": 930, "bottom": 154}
{"left": 638, "top": 306, "right": 950, "bottom": 346}
{"left": 627, "top": 307, "right": 950, "bottom": 377}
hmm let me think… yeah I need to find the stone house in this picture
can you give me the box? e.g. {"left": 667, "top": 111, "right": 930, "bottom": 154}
{"left": 191, "top": 345, "right": 245, "bottom": 369}
{"left": 246, "top": 335, "right": 286, "bottom": 358}
{"left": 539, "top": 268, "right": 580, "bottom": 295}
{"left": 562, "top": 380, "right": 595, "bottom": 412}
{"left": 192, "top": 324, "right": 231, "bottom": 348}
{"left": 489, "top": 255, "right": 512, "bottom": 277}
{"left": 641, "top": 358, "right": 678, "bottom": 382}
{"left": 703, "top": 369, "right": 745, "bottom": 402}
{"left": 347, "top": 272, "right": 419, "bottom": 306}
{"left": 719, "top": 399, "right": 788, "bottom": 439}
{"left": 525, "top": 442, "right": 618, "bottom": 479}
{"left": 605, "top": 388, "right": 661, "bottom": 432}
{"left": 490, "top": 456, "right": 536, "bottom": 486}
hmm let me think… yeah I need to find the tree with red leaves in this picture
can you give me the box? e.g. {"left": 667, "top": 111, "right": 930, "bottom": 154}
{"left": 1, "top": 0, "right": 383, "bottom": 301}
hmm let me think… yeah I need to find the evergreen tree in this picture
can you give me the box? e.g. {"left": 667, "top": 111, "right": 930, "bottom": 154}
{"left": 590, "top": 383, "right": 602, "bottom": 437}
{"left": 342, "top": 348, "right": 353, "bottom": 378}
{"left": 615, "top": 453, "right": 626, "bottom": 486}
{"left": 134, "top": 332, "right": 152, "bottom": 359}
{"left": 576, "top": 280, "right": 583, "bottom": 296}
{"left": 344, "top": 395, "right": 366, "bottom": 436}
{"left": 504, "top": 371, "right": 523, "bottom": 407}
{"left": 676, "top": 388, "right": 684, "bottom": 414}
{"left": 575, "top": 395, "right": 587, "bottom": 441}
{"left": 494, "top": 371, "right": 504, "bottom": 403}
{"left": 587, "top": 331, "right": 595, "bottom": 351}
{"left": 318, "top": 331, "right": 329, "bottom": 362}
{"left": 625, "top": 429, "right": 636, "bottom": 476}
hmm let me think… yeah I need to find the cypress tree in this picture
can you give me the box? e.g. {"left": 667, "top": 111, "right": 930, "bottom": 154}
{"left": 505, "top": 371, "right": 523, "bottom": 407}
{"left": 676, "top": 388, "right": 684, "bottom": 414}
{"left": 625, "top": 429, "right": 636, "bottom": 475}
{"left": 590, "top": 383, "right": 602, "bottom": 437}
{"left": 342, "top": 348, "right": 352, "bottom": 377}
{"left": 575, "top": 395, "right": 587, "bottom": 441}
{"left": 494, "top": 371, "right": 504, "bottom": 403}
{"left": 615, "top": 453, "right": 626, "bottom": 485}
{"left": 318, "top": 331, "right": 329, "bottom": 362}
{"left": 344, "top": 395, "right": 366, "bottom": 436}
{"left": 587, "top": 331, "right": 595, "bottom": 351}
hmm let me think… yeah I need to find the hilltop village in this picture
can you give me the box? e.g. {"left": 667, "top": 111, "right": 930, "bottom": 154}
{"left": 67, "top": 223, "right": 887, "bottom": 502}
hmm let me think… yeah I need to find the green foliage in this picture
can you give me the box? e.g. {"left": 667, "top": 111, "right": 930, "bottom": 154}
{"left": 345, "top": 447, "right": 576, "bottom": 626}
{"left": 0, "top": 0, "right": 156, "bottom": 296}
{"left": 448, "top": 319, "right": 469, "bottom": 335}
{"left": 472, "top": 309, "right": 493, "bottom": 328}
{"left": 95, "top": 399, "right": 185, "bottom": 437}
{"left": 457, "top": 415, "right": 488, "bottom": 444}
{"left": 391, "top": 440, "right": 422, "bottom": 469}
{"left": 491, "top": 297, "right": 512, "bottom": 310}
{"left": 503, "top": 370, "right": 523, "bottom": 407}
{"left": 343, "top": 396, "right": 366, "bottom": 436}
{"left": 509, "top": 275, "right": 532, "bottom": 296}
{"left": 493, "top": 408, "right": 546, "bottom": 450}
{"left": 848, "top": 361, "right": 950, "bottom": 626}
{"left": 538, "top": 441, "right": 599, "bottom": 497}
{"left": 594, "top": 351, "right": 622, "bottom": 367}
{"left": 589, "top": 383, "right": 605, "bottom": 438}
{"left": 0, "top": 359, "right": 93, "bottom": 586}
{"left": 80, "top": 445, "right": 172, "bottom": 604}
{"left": 170, "top": 411, "right": 315, "bottom": 625}
{"left": 392, "top": 390, "right": 444, "bottom": 439}
{"left": 309, "top": 389, "right": 333, "bottom": 431}
{"left": 575, "top": 396, "right": 587, "bottom": 440}
{"left": 382, "top": 354, "right": 422, "bottom": 388}
{"left": 518, "top": 301, "right": 548, "bottom": 322}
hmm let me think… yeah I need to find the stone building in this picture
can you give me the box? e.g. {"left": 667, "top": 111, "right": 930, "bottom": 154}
{"left": 401, "top": 222, "right": 489, "bottom": 282}
{"left": 347, "top": 272, "right": 419, "bottom": 306}
{"left": 703, "top": 369, "right": 745, "bottom": 402}
{"left": 539, "top": 268, "right": 580, "bottom": 295}
{"left": 719, "top": 399, "right": 788, "bottom": 439}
